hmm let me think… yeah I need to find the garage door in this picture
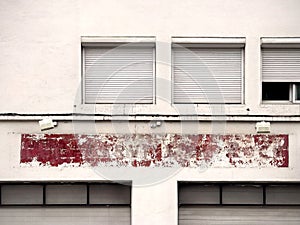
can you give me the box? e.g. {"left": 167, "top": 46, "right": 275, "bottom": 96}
{"left": 179, "top": 183, "right": 300, "bottom": 225}
{"left": 0, "top": 183, "right": 131, "bottom": 225}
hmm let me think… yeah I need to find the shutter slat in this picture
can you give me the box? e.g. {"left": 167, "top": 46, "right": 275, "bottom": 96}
{"left": 84, "top": 46, "right": 154, "bottom": 104}
{"left": 0, "top": 208, "right": 131, "bottom": 224}
{"left": 262, "top": 48, "right": 300, "bottom": 82}
{"left": 179, "top": 207, "right": 300, "bottom": 225}
{"left": 173, "top": 48, "right": 243, "bottom": 103}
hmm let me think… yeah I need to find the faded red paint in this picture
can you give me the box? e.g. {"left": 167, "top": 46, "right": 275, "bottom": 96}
{"left": 20, "top": 134, "right": 289, "bottom": 168}
{"left": 21, "top": 134, "right": 82, "bottom": 166}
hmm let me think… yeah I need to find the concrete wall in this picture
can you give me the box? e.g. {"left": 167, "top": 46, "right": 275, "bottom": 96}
{"left": 1, "top": 120, "right": 300, "bottom": 181}
{"left": 1, "top": 0, "right": 300, "bottom": 225}
{"left": 0, "top": 120, "right": 299, "bottom": 225}
{"left": 0, "top": 0, "right": 300, "bottom": 116}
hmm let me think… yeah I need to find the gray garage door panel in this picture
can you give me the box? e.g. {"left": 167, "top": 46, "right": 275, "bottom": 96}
{"left": 179, "top": 206, "right": 300, "bottom": 225}
{"left": 1, "top": 185, "right": 43, "bottom": 205}
{"left": 0, "top": 207, "right": 130, "bottom": 225}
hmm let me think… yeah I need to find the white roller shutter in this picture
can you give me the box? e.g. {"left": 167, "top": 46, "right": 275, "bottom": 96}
{"left": 84, "top": 46, "right": 154, "bottom": 104}
{"left": 0, "top": 207, "right": 130, "bottom": 225}
{"left": 179, "top": 206, "right": 300, "bottom": 225}
{"left": 173, "top": 47, "right": 243, "bottom": 104}
{"left": 262, "top": 48, "right": 300, "bottom": 82}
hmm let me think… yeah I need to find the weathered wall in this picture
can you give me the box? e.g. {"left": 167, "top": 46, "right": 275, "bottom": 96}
{"left": 0, "top": 120, "right": 299, "bottom": 225}
{"left": 20, "top": 133, "right": 288, "bottom": 168}
{"left": 1, "top": 1, "right": 300, "bottom": 225}
{"left": 0, "top": 0, "right": 300, "bottom": 116}
{"left": 0, "top": 120, "right": 299, "bottom": 181}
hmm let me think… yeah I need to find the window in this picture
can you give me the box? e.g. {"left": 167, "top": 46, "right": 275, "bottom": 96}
{"left": 82, "top": 37, "right": 155, "bottom": 104}
{"left": 178, "top": 183, "right": 265, "bottom": 206}
{"left": 172, "top": 37, "right": 245, "bottom": 104}
{"left": 0, "top": 183, "right": 131, "bottom": 206}
{"left": 261, "top": 38, "right": 300, "bottom": 103}
{"left": 262, "top": 82, "right": 291, "bottom": 101}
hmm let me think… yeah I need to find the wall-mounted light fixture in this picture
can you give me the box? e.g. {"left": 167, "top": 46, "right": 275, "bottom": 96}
{"left": 255, "top": 121, "right": 270, "bottom": 133}
{"left": 150, "top": 120, "right": 162, "bottom": 128}
{"left": 39, "top": 118, "right": 58, "bottom": 131}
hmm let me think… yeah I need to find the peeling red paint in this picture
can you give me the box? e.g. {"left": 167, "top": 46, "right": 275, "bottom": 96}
{"left": 20, "top": 134, "right": 83, "bottom": 166}
{"left": 20, "top": 134, "right": 288, "bottom": 168}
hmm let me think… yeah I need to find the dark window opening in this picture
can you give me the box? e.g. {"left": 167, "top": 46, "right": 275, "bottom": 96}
{"left": 262, "top": 82, "right": 290, "bottom": 101}
{"left": 0, "top": 182, "right": 131, "bottom": 206}
{"left": 178, "top": 182, "right": 300, "bottom": 206}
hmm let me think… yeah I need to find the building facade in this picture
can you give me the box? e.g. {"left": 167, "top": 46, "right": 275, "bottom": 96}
{"left": 0, "top": 0, "right": 300, "bottom": 224}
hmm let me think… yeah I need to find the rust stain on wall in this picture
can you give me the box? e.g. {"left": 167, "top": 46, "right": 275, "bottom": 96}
{"left": 20, "top": 134, "right": 288, "bottom": 168}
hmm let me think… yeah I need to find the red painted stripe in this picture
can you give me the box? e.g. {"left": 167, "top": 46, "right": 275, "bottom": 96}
{"left": 20, "top": 134, "right": 288, "bottom": 167}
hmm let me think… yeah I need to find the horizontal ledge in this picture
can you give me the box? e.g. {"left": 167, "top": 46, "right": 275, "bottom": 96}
{"left": 172, "top": 37, "right": 246, "bottom": 45}
{"left": 0, "top": 180, "right": 131, "bottom": 184}
{"left": 81, "top": 36, "right": 156, "bottom": 47}
{"left": 0, "top": 204, "right": 130, "bottom": 207}
{"left": 178, "top": 204, "right": 300, "bottom": 207}
{"left": 1, "top": 113, "right": 300, "bottom": 121}
{"left": 261, "top": 37, "right": 300, "bottom": 48}
{"left": 262, "top": 79, "right": 300, "bottom": 83}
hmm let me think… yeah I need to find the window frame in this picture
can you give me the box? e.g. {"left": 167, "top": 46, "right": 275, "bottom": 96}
{"left": 261, "top": 37, "right": 300, "bottom": 104}
{"left": 81, "top": 36, "right": 156, "bottom": 105}
{"left": 261, "top": 82, "right": 294, "bottom": 104}
{"left": 0, "top": 182, "right": 132, "bottom": 207}
{"left": 178, "top": 182, "right": 300, "bottom": 207}
{"left": 293, "top": 83, "right": 300, "bottom": 103}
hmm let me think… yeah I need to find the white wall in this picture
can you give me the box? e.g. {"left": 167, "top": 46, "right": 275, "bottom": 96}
{"left": 0, "top": 120, "right": 300, "bottom": 225}
{"left": 1, "top": 1, "right": 300, "bottom": 224}
{"left": 0, "top": 0, "right": 300, "bottom": 116}
{"left": 1, "top": 120, "right": 300, "bottom": 181}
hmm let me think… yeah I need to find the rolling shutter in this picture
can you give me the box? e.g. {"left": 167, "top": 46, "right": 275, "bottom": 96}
{"left": 0, "top": 207, "right": 130, "bottom": 225}
{"left": 84, "top": 46, "right": 154, "bottom": 104}
{"left": 262, "top": 48, "right": 300, "bottom": 82}
{"left": 173, "top": 47, "right": 243, "bottom": 104}
{"left": 179, "top": 206, "right": 300, "bottom": 225}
